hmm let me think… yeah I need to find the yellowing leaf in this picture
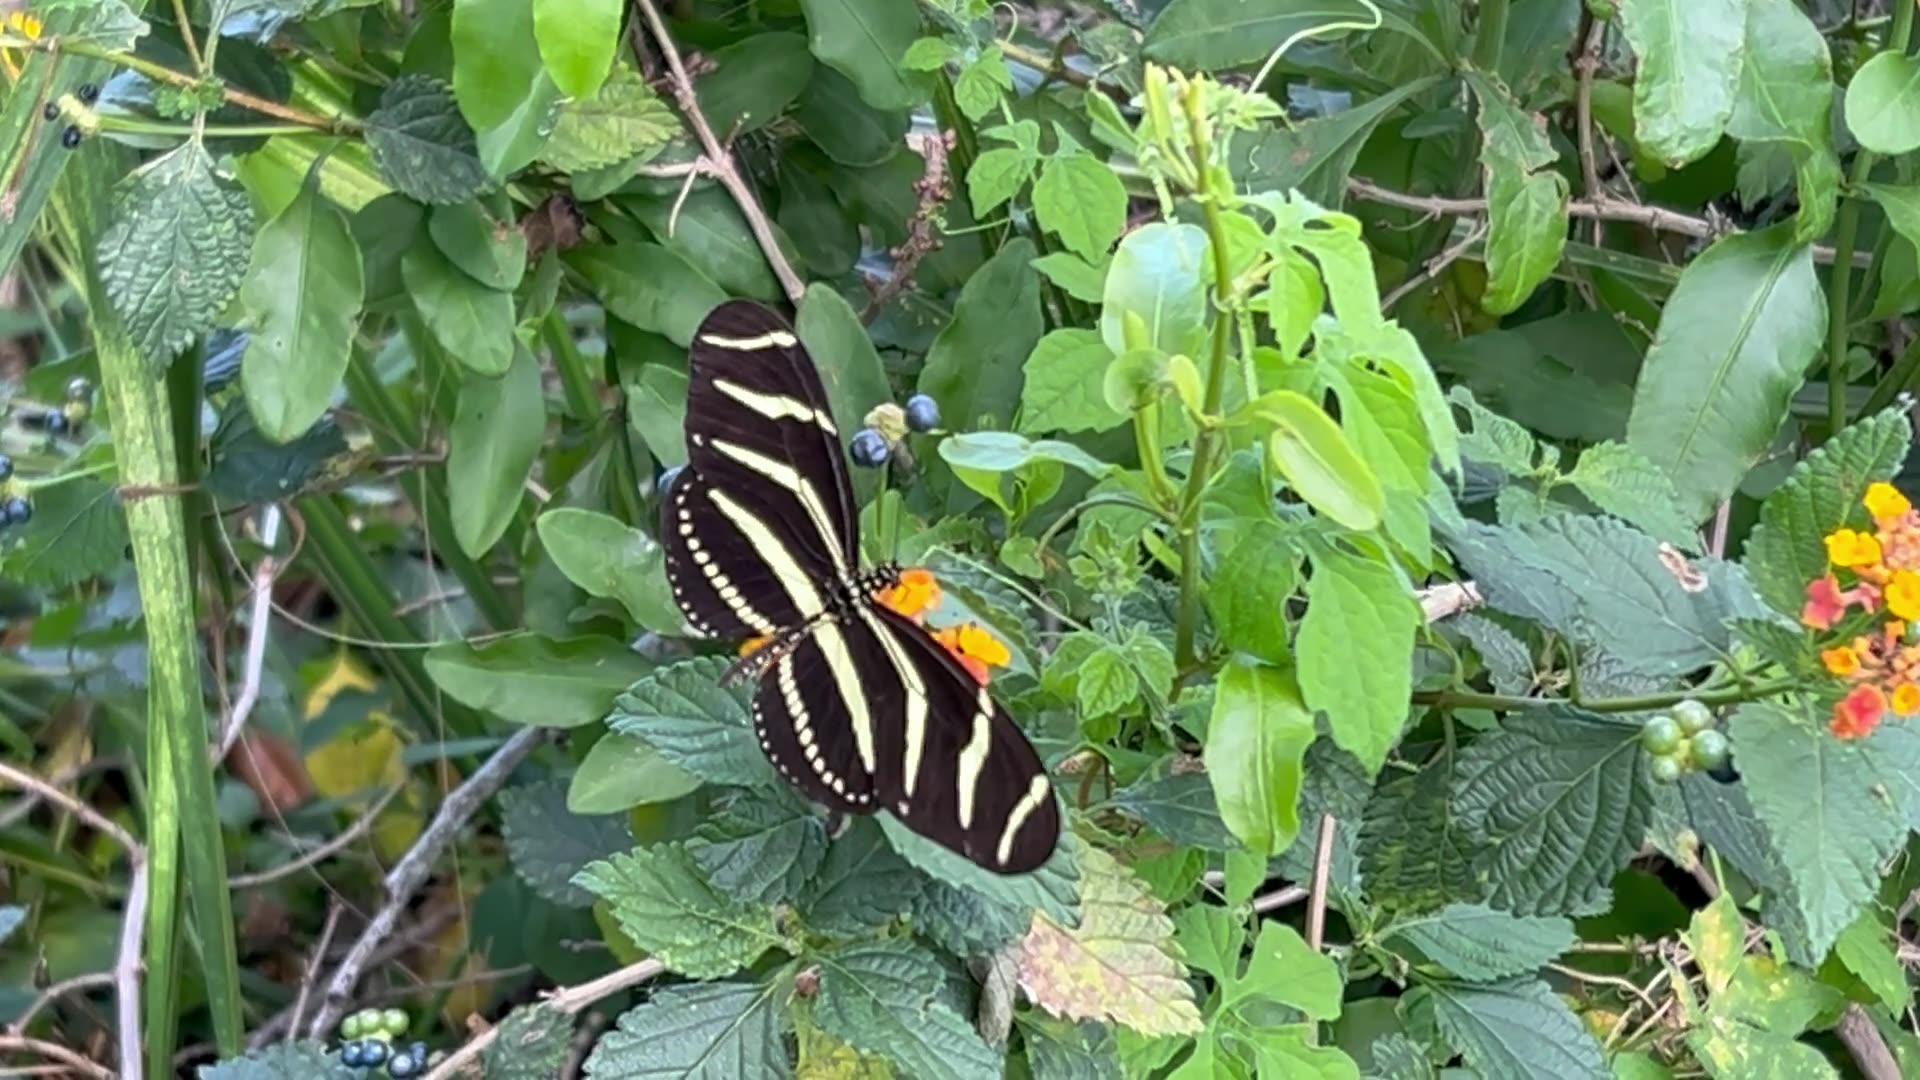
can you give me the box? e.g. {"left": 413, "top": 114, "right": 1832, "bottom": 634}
{"left": 302, "top": 653, "right": 425, "bottom": 859}
{"left": 1016, "top": 845, "right": 1203, "bottom": 1037}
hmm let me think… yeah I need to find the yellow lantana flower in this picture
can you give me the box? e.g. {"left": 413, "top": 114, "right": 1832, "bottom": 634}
{"left": 1826, "top": 528, "right": 1884, "bottom": 568}
{"left": 1888, "top": 570, "right": 1920, "bottom": 620}
{"left": 1893, "top": 683, "right": 1920, "bottom": 717}
{"left": 1823, "top": 646, "right": 1862, "bottom": 676}
{"left": 1866, "top": 482, "right": 1912, "bottom": 523}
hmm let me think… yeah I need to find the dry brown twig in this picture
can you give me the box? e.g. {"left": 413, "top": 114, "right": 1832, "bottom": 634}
{"left": 229, "top": 785, "right": 405, "bottom": 890}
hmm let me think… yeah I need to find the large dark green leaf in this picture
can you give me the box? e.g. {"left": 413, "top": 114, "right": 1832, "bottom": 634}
{"left": 800, "top": 818, "right": 924, "bottom": 933}
{"left": 583, "top": 981, "right": 790, "bottom": 1079}
{"left": 365, "top": 75, "right": 492, "bottom": 204}
{"left": 575, "top": 844, "right": 783, "bottom": 978}
{"left": 566, "top": 242, "right": 726, "bottom": 347}
{"left": 688, "top": 789, "right": 828, "bottom": 905}
{"left": 625, "top": 188, "right": 781, "bottom": 302}
{"left": 425, "top": 633, "right": 651, "bottom": 729}
{"left": 500, "top": 778, "right": 632, "bottom": 907}
{"left": 403, "top": 240, "right": 514, "bottom": 377}
{"left": 1406, "top": 979, "right": 1608, "bottom": 1080}
{"left": 239, "top": 174, "right": 364, "bottom": 442}
{"left": 608, "top": 657, "right": 773, "bottom": 788}
{"left": 1616, "top": 0, "right": 1745, "bottom": 167}
{"left": 696, "top": 32, "right": 814, "bottom": 135}
{"left": 1143, "top": 0, "right": 1381, "bottom": 71}
{"left": 792, "top": 66, "right": 907, "bottom": 167}
{"left": 1233, "top": 78, "right": 1436, "bottom": 208}
{"left": 1384, "top": 905, "right": 1574, "bottom": 982}
{"left": 814, "top": 941, "right": 1001, "bottom": 1080}
{"left": 796, "top": 0, "right": 922, "bottom": 111}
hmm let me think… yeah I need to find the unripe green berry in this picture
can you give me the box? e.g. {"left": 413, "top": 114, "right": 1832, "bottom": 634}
{"left": 380, "top": 1008, "right": 409, "bottom": 1037}
{"left": 1641, "top": 716, "right": 1683, "bottom": 755}
{"left": 341, "top": 1014, "right": 363, "bottom": 1041}
{"left": 1673, "top": 699, "right": 1714, "bottom": 735}
{"left": 1650, "top": 755, "right": 1684, "bottom": 784}
{"left": 1690, "top": 729, "right": 1730, "bottom": 772}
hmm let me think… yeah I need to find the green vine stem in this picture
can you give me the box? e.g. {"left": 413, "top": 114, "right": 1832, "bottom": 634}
{"left": 1413, "top": 678, "right": 1795, "bottom": 715}
{"left": 1828, "top": 0, "right": 1916, "bottom": 434}
{"left": 50, "top": 38, "right": 358, "bottom": 133}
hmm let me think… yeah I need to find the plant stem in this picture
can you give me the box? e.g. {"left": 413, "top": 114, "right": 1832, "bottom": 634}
{"left": 1134, "top": 404, "right": 1178, "bottom": 509}
{"left": 1412, "top": 678, "right": 1795, "bottom": 715}
{"left": 55, "top": 40, "right": 358, "bottom": 132}
{"left": 1828, "top": 0, "right": 1916, "bottom": 434}
{"left": 542, "top": 310, "right": 600, "bottom": 422}
{"left": 1170, "top": 81, "right": 1240, "bottom": 672}
{"left": 1470, "top": 0, "right": 1511, "bottom": 72}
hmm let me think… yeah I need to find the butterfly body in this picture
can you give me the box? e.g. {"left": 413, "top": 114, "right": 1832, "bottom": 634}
{"left": 662, "top": 300, "right": 1062, "bottom": 874}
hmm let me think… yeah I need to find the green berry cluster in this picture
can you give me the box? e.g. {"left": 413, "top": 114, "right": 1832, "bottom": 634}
{"left": 1641, "top": 700, "right": 1734, "bottom": 783}
{"left": 337, "top": 1008, "right": 428, "bottom": 1076}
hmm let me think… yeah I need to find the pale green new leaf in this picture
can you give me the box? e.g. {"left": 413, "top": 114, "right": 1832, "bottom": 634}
{"left": 575, "top": 844, "right": 783, "bottom": 978}
{"left": 1625, "top": 224, "right": 1825, "bottom": 522}
{"left": 1033, "top": 153, "right": 1127, "bottom": 261}
{"left": 1466, "top": 73, "right": 1568, "bottom": 316}
{"left": 541, "top": 66, "right": 679, "bottom": 172}
{"left": 450, "top": 0, "right": 541, "bottom": 131}
{"left": 98, "top": 141, "right": 254, "bottom": 367}
{"left": 1846, "top": 52, "right": 1920, "bottom": 155}
{"left": 239, "top": 174, "right": 363, "bottom": 442}
{"left": 1385, "top": 905, "right": 1575, "bottom": 982}
{"left": 500, "top": 778, "right": 631, "bottom": 908}
{"left": 1100, "top": 223, "right": 1209, "bottom": 358}
{"left": 1616, "top": 0, "right": 1746, "bottom": 167}
{"left": 1297, "top": 546, "right": 1418, "bottom": 772}
{"left": 533, "top": 0, "right": 619, "bottom": 99}
{"left": 968, "top": 146, "right": 1039, "bottom": 217}
{"left": 447, "top": 346, "right": 544, "bottom": 556}
{"left": 536, "top": 507, "right": 681, "bottom": 632}
{"left": 1016, "top": 845, "right": 1203, "bottom": 1037}
{"left": 583, "top": 981, "right": 790, "bottom": 1079}
{"left": 608, "top": 656, "right": 773, "bottom": 788}
{"left": 1832, "top": 912, "right": 1911, "bottom": 1014}
{"left": 1204, "top": 660, "right": 1313, "bottom": 856}
{"left": 568, "top": 733, "right": 702, "bottom": 814}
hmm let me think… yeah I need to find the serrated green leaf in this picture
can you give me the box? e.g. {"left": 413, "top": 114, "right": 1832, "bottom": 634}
{"left": 1685, "top": 1013, "right": 1839, "bottom": 1080}
{"left": 570, "top": 732, "right": 703, "bottom": 814}
{"left": 239, "top": 174, "right": 363, "bottom": 442}
{"left": 1207, "top": 521, "right": 1300, "bottom": 667}
{"left": 1077, "top": 644, "right": 1140, "bottom": 718}
{"left": 797, "top": 0, "right": 922, "bottom": 111}
{"left": 425, "top": 632, "right": 653, "bottom": 729}
{"left": 689, "top": 788, "right": 828, "bottom": 905}
{"left": 0, "top": 478, "right": 128, "bottom": 587}
{"left": 575, "top": 844, "right": 783, "bottom": 978}
{"left": 501, "top": 778, "right": 632, "bottom": 907}
{"left": 878, "top": 814, "right": 1079, "bottom": 925}
{"left": 1358, "top": 743, "right": 1478, "bottom": 913}
{"left": 609, "top": 656, "right": 774, "bottom": 788}
{"left": 911, "top": 877, "right": 1030, "bottom": 957}
{"left": 1410, "top": 979, "right": 1607, "bottom": 1080}
{"left": 533, "top": 0, "right": 619, "bottom": 99}
{"left": 802, "top": 818, "right": 924, "bottom": 934}
{"left": 1033, "top": 153, "right": 1127, "bottom": 261}
{"left": 1624, "top": 224, "right": 1825, "bottom": 522}
{"left": 1466, "top": 73, "right": 1568, "bottom": 315}
{"left": 1452, "top": 613, "right": 1535, "bottom": 697}
{"left": 482, "top": 1003, "right": 574, "bottom": 1080}
{"left": 1562, "top": 441, "right": 1700, "bottom": 548}
{"left": 1386, "top": 905, "right": 1574, "bottom": 981}
{"left": 1743, "top": 407, "right": 1909, "bottom": 617}
{"left": 1616, "top": 0, "right": 1744, "bottom": 167}
{"left": 814, "top": 941, "right": 1000, "bottom": 1080}
{"left": 1109, "top": 767, "right": 1240, "bottom": 851}
{"left": 1017, "top": 845, "right": 1202, "bottom": 1037}
{"left": 1021, "top": 1018, "right": 1121, "bottom": 1080}
{"left": 1297, "top": 547, "right": 1417, "bottom": 772}
{"left": 1019, "top": 329, "right": 1123, "bottom": 436}
{"left": 968, "top": 145, "right": 1038, "bottom": 217}
{"left": 447, "top": 346, "right": 544, "bottom": 555}
{"left": 403, "top": 239, "right": 514, "bottom": 377}
{"left": 541, "top": 65, "right": 679, "bottom": 172}
{"left": 584, "top": 980, "right": 791, "bottom": 1079}
{"left": 536, "top": 507, "right": 681, "bottom": 632}
{"left": 366, "top": 75, "right": 492, "bottom": 205}
{"left": 1451, "top": 712, "right": 1655, "bottom": 917}
{"left": 1732, "top": 700, "right": 1910, "bottom": 961}
{"left": 953, "top": 47, "right": 1014, "bottom": 120}
{"left": 1833, "top": 911, "right": 1910, "bottom": 1014}
{"left": 195, "top": 1041, "right": 352, "bottom": 1078}
{"left": 97, "top": 141, "right": 254, "bottom": 366}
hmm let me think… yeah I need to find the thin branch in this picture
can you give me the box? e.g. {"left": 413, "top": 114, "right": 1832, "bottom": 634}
{"left": 1547, "top": 961, "right": 1659, "bottom": 1015}
{"left": 229, "top": 785, "right": 404, "bottom": 889}
{"left": 5, "top": 972, "right": 114, "bottom": 1035}
{"left": 1381, "top": 221, "right": 1488, "bottom": 311}
{"left": 1572, "top": 15, "right": 1607, "bottom": 245}
{"left": 0, "top": 762, "right": 139, "bottom": 854}
{"left": 421, "top": 959, "right": 667, "bottom": 1079}
{"left": 53, "top": 40, "right": 357, "bottom": 133}
{"left": 216, "top": 505, "right": 283, "bottom": 762}
{"left": 305, "top": 728, "right": 547, "bottom": 1039}
{"left": 289, "top": 904, "right": 344, "bottom": 1041}
{"left": 1838, "top": 1003, "right": 1903, "bottom": 1080}
{"left": 630, "top": 0, "right": 806, "bottom": 305}
{"left": 1253, "top": 884, "right": 1308, "bottom": 913}
{"left": 0, "top": 1035, "right": 116, "bottom": 1079}
{"left": 1304, "top": 813, "right": 1338, "bottom": 950}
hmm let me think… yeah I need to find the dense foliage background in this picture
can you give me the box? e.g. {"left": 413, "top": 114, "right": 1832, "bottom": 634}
{"left": 8, "top": 0, "right": 1920, "bottom": 1076}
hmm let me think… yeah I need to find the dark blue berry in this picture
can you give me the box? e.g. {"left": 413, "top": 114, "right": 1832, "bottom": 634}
{"left": 0, "top": 455, "right": 12, "bottom": 482}
{"left": 849, "top": 428, "right": 889, "bottom": 468}
{"left": 904, "top": 394, "right": 940, "bottom": 433}
{"left": 44, "top": 411, "right": 67, "bottom": 434}
{"left": 3, "top": 497, "right": 30, "bottom": 526}
{"left": 655, "top": 464, "right": 685, "bottom": 499}
{"left": 409, "top": 1041, "right": 427, "bottom": 1061}
{"left": 338, "top": 1041, "right": 365, "bottom": 1068}
{"left": 42, "top": 102, "right": 58, "bottom": 122}
{"left": 359, "top": 1039, "right": 389, "bottom": 1067}
{"left": 77, "top": 83, "right": 98, "bottom": 105}
{"left": 60, "top": 125, "right": 80, "bottom": 149}
{"left": 387, "top": 1051, "right": 420, "bottom": 1078}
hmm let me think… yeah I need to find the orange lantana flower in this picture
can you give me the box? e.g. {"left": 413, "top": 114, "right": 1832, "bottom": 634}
{"left": 1867, "top": 482, "right": 1913, "bottom": 523}
{"left": 876, "top": 568, "right": 941, "bottom": 622}
{"left": 1834, "top": 684, "right": 1887, "bottom": 739}
{"left": 1823, "top": 646, "right": 1862, "bottom": 677}
{"left": 931, "top": 622, "right": 1011, "bottom": 685}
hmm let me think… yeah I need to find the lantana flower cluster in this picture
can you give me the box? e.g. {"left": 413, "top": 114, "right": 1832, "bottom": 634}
{"left": 1802, "top": 482, "right": 1920, "bottom": 738}
{"left": 739, "top": 568, "right": 1011, "bottom": 686}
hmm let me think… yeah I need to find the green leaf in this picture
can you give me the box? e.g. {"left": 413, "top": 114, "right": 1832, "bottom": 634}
{"left": 1017, "top": 329, "right": 1123, "bottom": 436}
{"left": 697, "top": 33, "right": 813, "bottom": 135}
{"left": 1203, "top": 660, "right": 1313, "bottom": 856}
{"left": 195, "top": 1041, "right": 351, "bottom": 1079}
{"left": 403, "top": 240, "right": 515, "bottom": 377}
{"left": 793, "top": 66, "right": 908, "bottom": 167}
{"left": 1358, "top": 743, "right": 1478, "bottom": 913}
{"left": 801, "top": 817, "right": 924, "bottom": 933}
{"left": 474, "top": 69, "right": 566, "bottom": 180}
{"left": 1142, "top": 0, "right": 1379, "bottom": 70}
{"left": 913, "top": 877, "right": 1030, "bottom": 959}
{"left": 425, "top": 633, "right": 651, "bottom": 729}
{"left": 568, "top": 732, "right": 702, "bottom": 814}
{"left": 1021, "top": 1018, "right": 1121, "bottom": 1080}
{"left": 1445, "top": 515, "right": 1767, "bottom": 679}
{"left": 427, "top": 201, "right": 526, "bottom": 292}
{"left": 1078, "top": 645, "right": 1141, "bottom": 718}
{"left": 1033, "top": 153, "right": 1128, "bottom": 261}
{"left": 1624, "top": 224, "right": 1825, "bottom": 524}
{"left": 1208, "top": 521, "right": 1300, "bottom": 666}
{"left": 583, "top": 980, "right": 790, "bottom": 1079}
{"left": 689, "top": 788, "right": 828, "bottom": 905}
{"left": 1234, "top": 921, "right": 1344, "bottom": 1019}
{"left": 1409, "top": 979, "right": 1608, "bottom": 1080}
{"left": 205, "top": 406, "right": 350, "bottom": 502}
{"left": 365, "top": 75, "right": 492, "bottom": 205}
{"left": 536, "top": 507, "right": 681, "bottom": 632}
{"left": 500, "top": 778, "right": 632, "bottom": 908}
{"left": 797, "top": 0, "right": 922, "bottom": 111}
{"left": 481, "top": 1004, "right": 573, "bottom": 1080}
{"left": 623, "top": 363, "right": 690, "bottom": 470}
{"left": 1233, "top": 78, "right": 1439, "bottom": 209}
{"left": 1732, "top": 700, "right": 1910, "bottom": 961}
{"left": 97, "top": 141, "right": 253, "bottom": 366}
{"left": 1450, "top": 712, "right": 1655, "bottom": 917}
{"left": 1016, "top": 845, "right": 1203, "bottom": 1037}
{"left": 447, "top": 347, "right": 544, "bottom": 556}
{"left": 567, "top": 242, "right": 726, "bottom": 347}
{"left": 575, "top": 843, "right": 783, "bottom": 978}
{"left": 450, "top": 0, "right": 541, "bottom": 131}
{"left": 1109, "top": 767, "right": 1240, "bottom": 851}
{"left": 1466, "top": 73, "right": 1568, "bottom": 316}
{"left": 814, "top": 941, "right": 1000, "bottom": 1080}
{"left": 1616, "top": 0, "right": 1745, "bottom": 167}
{"left": 532, "top": 0, "right": 619, "bottom": 99}
{"left": 1686, "top": 1014, "right": 1840, "bottom": 1080}
{"left": 968, "top": 146, "right": 1038, "bottom": 219}
{"left": 1832, "top": 912, "right": 1910, "bottom": 1014}
{"left": 1100, "top": 223, "right": 1208, "bottom": 358}
{"left": 1845, "top": 51, "right": 1920, "bottom": 154}
{"left": 541, "top": 65, "right": 679, "bottom": 173}
{"left": 1743, "top": 406, "right": 1909, "bottom": 616}
{"left": 1248, "top": 391, "right": 1385, "bottom": 532}
{"left": 938, "top": 431, "right": 1116, "bottom": 483}
{"left": 1385, "top": 905, "right": 1575, "bottom": 982}
{"left": 1297, "top": 546, "right": 1418, "bottom": 772}
{"left": 1032, "top": 251, "right": 1109, "bottom": 303}
{"left": 0, "top": 478, "right": 129, "bottom": 588}
{"left": 239, "top": 173, "right": 363, "bottom": 442}
{"left": 877, "top": 815, "right": 1080, "bottom": 926}
{"left": 1729, "top": 0, "right": 1839, "bottom": 240}
{"left": 954, "top": 47, "right": 1014, "bottom": 120}
{"left": 608, "top": 656, "right": 774, "bottom": 788}
{"left": 624, "top": 188, "right": 784, "bottom": 302}
{"left": 919, "top": 239, "right": 1046, "bottom": 503}
{"left": 1562, "top": 441, "right": 1700, "bottom": 548}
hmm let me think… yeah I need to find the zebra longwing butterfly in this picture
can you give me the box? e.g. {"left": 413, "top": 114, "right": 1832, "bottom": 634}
{"left": 661, "top": 300, "right": 1062, "bottom": 874}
